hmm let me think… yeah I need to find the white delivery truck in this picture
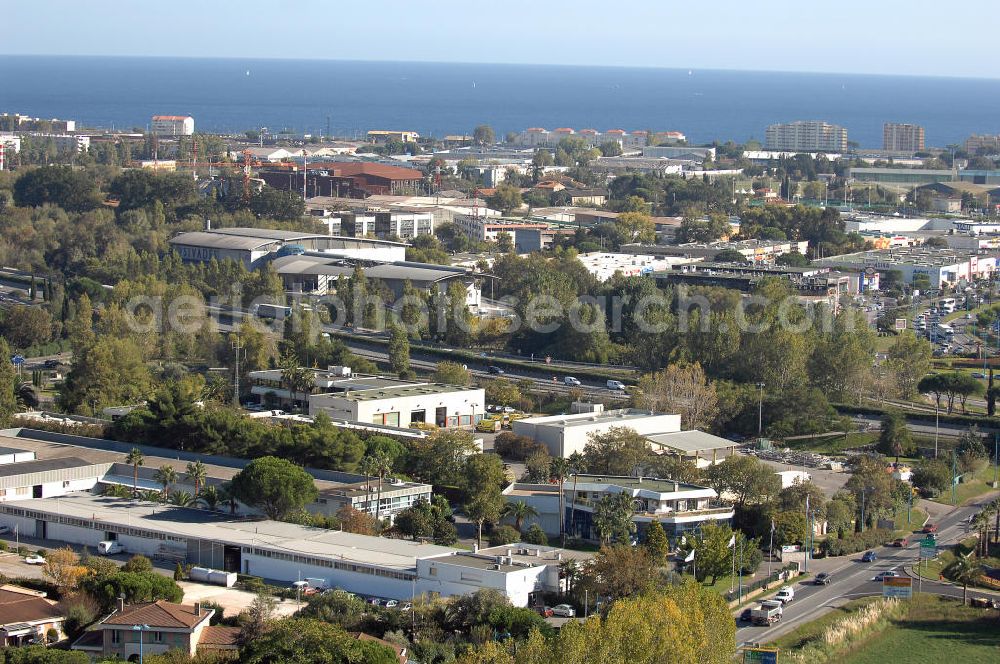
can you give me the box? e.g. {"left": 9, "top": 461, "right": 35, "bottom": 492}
{"left": 97, "top": 541, "right": 124, "bottom": 555}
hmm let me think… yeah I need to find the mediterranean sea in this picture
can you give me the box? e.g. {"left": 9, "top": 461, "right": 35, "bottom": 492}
{"left": 2, "top": 55, "right": 999, "bottom": 148}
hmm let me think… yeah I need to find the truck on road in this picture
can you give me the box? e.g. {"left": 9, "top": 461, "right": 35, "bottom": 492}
{"left": 751, "top": 600, "right": 783, "bottom": 626}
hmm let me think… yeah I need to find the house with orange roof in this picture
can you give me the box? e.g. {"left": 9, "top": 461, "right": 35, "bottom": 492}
{"left": 72, "top": 599, "right": 238, "bottom": 660}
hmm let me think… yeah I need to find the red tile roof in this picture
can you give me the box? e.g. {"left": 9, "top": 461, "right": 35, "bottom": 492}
{"left": 0, "top": 588, "right": 63, "bottom": 627}
{"left": 606, "top": 129, "right": 626, "bottom": 135}
{"left": 199, "top": 625, "right": 240, "bottom": 649}
{"left": 103, "top": 601, "right": 210, "bottom": 629}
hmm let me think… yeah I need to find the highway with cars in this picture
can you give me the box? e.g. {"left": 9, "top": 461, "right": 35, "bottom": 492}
{"left": 735, "top": 492, "right": 998, "bottom": 646}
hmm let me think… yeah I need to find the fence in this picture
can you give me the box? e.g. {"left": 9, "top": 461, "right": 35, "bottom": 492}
{"left": 724, "top": 563, "right": 800, "bottom": 604}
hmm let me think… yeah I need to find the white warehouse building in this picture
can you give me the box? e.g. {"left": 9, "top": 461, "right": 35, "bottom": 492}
{"left": 512, "top": 409, "right": 681, "bottom": 458}
{"left": 0, "top": 494, "right": 553, "bottom": 606}
{"left": 308, "top": 376, "right": 486, "bottom": 429}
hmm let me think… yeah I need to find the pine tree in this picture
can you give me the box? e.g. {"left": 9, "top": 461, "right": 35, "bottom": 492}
{"left": 644, "top": 519, "right": 669, "bottom": 565}
{"left": 0, "top": 339, "right": 17, "bottom": 427}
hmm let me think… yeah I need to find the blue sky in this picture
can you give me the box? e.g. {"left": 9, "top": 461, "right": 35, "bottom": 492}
{"left": 5, "top": 0, "right": 998, "bottom": 78}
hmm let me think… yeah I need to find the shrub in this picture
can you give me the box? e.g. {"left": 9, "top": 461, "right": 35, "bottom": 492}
{"left": 122, "top": 554, "right": 153, "bottom": 574}
{"left": 493, "top": 432, "right": 545, "bottom": 461}
{"left": 174, "top": 562, "right": 185, "bottom": 581}
{"left": 63, "top": 603, "right": 96, "bottom": 639}
{"left": 488, "top": 525, "right": 521, "bottom": 547}
{"left": 523, "top": 524, "right": 548, "bottom": 545}
{"left": 819, "top": 528, "right": 895, "bottom": 557}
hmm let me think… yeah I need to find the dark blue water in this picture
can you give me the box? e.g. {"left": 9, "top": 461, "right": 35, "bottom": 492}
{"left": 2, "top": 55, "right": 999, "bottom": 147}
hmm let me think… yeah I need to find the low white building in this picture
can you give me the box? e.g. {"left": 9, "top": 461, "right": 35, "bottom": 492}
{"left": 0, "top": 494, "right": 547, "bottom": 605}
{"left": 512, "top": 409, "right": 681, "bottom": 458}
{"left": 308, "top": 376, "right": 485, "bottom": 429}
{"left": 576, "top": 252, "right": 697, "bottom": 282}
{"left": 503, "top": 475, "right": 733, "bottom": 544}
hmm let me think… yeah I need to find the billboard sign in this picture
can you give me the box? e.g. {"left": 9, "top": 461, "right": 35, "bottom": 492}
{"left": 882, "top": 576, "right": 913, "bottom": 599}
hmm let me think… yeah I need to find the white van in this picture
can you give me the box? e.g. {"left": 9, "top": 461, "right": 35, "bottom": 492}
{"left": 774, "top": 586, "right": 795, "bottom": 604}
{"left": 97, "top": 541, "right": 124, "bottom": 555}
{"left": 607, "top": 380, "right": 626, "bottom": 391}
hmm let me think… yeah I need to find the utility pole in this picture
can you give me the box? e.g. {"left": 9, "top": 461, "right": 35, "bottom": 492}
{"left": 231, "top": 336, "right": 244, "bottom": 407}
{"left": 952, "top": 448, "right": 958, "bottom": 505}
{"left": 756, "top": 382, "right": 766, "bottom": 436}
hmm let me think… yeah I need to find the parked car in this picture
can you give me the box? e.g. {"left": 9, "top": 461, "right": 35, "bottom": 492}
{"left": 487, "top": 365, "right": 505, "bottom": 375}
{"left": 368, "top": 598, "right": 381, "bottom": 606}
{"left": 861, "top": 550, "right": 878, "bottom": 562}
{"left": 813, "top": 572, "right": 832, "bottom": 585}
{"left": 24, "top": 554, "right": 45, "bottom": 565}
{"left": 922, "top": 523, "right": 938, "bottom": 534}
{"left": 0, "top": 525, "right": 10, "bottom": 535}
{"left": 384, "top": 600, "right": 398, "bottom": 609}
{"left": 536, "top": 606, "right": 554, "bottom": 617}
{"left": 400, "top": 602, "right": 412, "bottom": 612}
{"left": 97, "top": 540, "right": 124, "bottom": 555}
{"left": 551, "top": 604, "right": 576, "bottom": 617}
{"left": 563, "top": 377, "right": 581, "bottom": 386}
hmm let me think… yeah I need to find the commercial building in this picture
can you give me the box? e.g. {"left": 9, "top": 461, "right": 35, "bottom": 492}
{"left": 644, "top": 430, "right": 739, "bottom": 468}
{"left": 814, "top": 246, "right": 1000, "bottom": 288}
{"left": 307, "top": 375, "right": 485, "bottom": 429}
{"left": 642, "top": 146, "right": 716, "bottom": 161}
{"left": 503, "top": 475, "right": 733, "bottom": 544}
{"left": 883, "top": 123, "right": 925, "bottom": 153}
{"left": 367, "top": 130, "right": 420, "bottom": 144}
{"left": 0, "top": 493, "right": 553, "bottom": 606}
{"left": 0, "top": 114, "right": 75, "bottom": 133}
{"left": 168, "top": 227, "right": 407, "bottom": 268}
{"left": 850, "top": 167, "right": 1000, "bottom": 189}
{"left": 337, "top": 209, "right": 434, "bottom": 240}
{"left": 765, "top": 121, "right": 848, "bottom": 152}
{"left": 510, "top": 127, "right": 684, "bottom": 149}
{"left": 622, "top": 238, "right": 808, "bottom": 263}
{"left": 258, "top": 162, "right": 425, "bottom": 198}
{"left": 576, "top": 252, "right": 697, "bottom": 282}
{"left": 653, "top": 262, "right": 856, "bottom": 299}
{"left": 513, "top": 409, "right": 681, "bottom": 458}
{"left": 453, "top": 216, "right": 548, "bottom": 244}
{"left": 269, "top": 253, "right": 481, "bottom": 307}
{"left": 151, "top": 115, "right": 194, "bottom": 136}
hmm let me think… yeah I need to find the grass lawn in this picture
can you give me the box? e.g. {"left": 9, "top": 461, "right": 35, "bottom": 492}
{"left": 783, "top": 431, "right": 878, "bottom": 454}
{"left": 839, "top": 594, "right": 1000, "bottom": 664}
{"left": 892, "top": 507, "right": 928, "bottom": 533}
{"left": 770, "top": 597, "right": 878, "bottom": 651}
{"left": 930, "top": 462, "right": 1000, "bottom": 506}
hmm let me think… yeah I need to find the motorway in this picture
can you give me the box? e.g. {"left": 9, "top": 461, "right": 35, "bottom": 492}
{"left": 735, "top": 492, "right": 998, "bottom": 646}
{"left": 209, "top": 304, "right": 630, "bottom": 401}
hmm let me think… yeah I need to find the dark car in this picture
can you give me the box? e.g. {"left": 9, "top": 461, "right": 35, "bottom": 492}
{"left": 43, "top": 359, "right": 60, "bottom": 368}
{"left": 814, "top": 572, "right": 832, "bottom": 585}
{"left": 487, "top": 365, "right": 504, "bottom": 375}
{"left": 861, "top": 550, "right": 877, "bottom": 563}
{"left": 739, "top": 607, "right": 753, "bottom": 622}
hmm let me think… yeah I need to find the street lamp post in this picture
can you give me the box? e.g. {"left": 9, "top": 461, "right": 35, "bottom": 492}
{"left": 132, "top": 624, "right": 150, "bottom": 664}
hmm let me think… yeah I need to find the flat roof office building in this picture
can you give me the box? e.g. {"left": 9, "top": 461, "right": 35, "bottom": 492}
{"left": 883, "top": 123, "right": 925, "bottom": 153}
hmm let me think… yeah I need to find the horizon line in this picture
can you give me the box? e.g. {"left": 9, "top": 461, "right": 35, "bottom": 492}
{"left": 2, "top": 52, "right": 999, "bottom": 83}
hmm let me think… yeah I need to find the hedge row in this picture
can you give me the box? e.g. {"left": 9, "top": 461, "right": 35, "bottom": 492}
{"left": 820, "top": 528, "right": 895, "bottom": 557}
{"left": 833, "top": 402, "right": 998, "bottom": 430}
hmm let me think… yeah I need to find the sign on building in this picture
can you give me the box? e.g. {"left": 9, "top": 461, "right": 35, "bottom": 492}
{"left": 894, "top": 318, "right": 907, "bottom": 330}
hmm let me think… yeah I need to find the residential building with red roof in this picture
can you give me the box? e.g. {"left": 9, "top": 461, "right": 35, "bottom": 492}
{"left": 0, "top": 585, "right": 66, "bottom": 647}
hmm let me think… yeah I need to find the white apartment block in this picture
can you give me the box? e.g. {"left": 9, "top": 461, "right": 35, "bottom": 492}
{"left": 765, "top": 121, "right": 848, "bottom": 152}
{"left": 151, "top": 115, "right": 195, "bottom": 136}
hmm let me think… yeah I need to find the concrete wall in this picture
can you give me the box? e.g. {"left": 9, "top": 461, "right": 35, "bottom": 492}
{"left": 241, "top": 553, "right": 415, "bottom": 600}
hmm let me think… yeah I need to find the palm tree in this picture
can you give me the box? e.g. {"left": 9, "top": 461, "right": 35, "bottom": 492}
{"left": 219, "top": 483, "right": 239, "bottom": 516}
{"left": 153, "top": 465, "right": 178, "bottom": 498}
{"left": 971, "top": 511, "right": 990, "bottom": 557}
{"left": 990, "top": 497, "right": 1000, "bottom": 545}
{"left": 168, "top": 491, "right": 196, "bottom": 507}
{"left": 280, "top": 358, "right": 313, "bottom": 411}
{"left": 125, "top": 448, "right": 145, "bottom": 493}
{"left": 198, "top": 486, "right": 221, "bottom": 511}
{"left": 186, "top": 461, "right": 208, "bottom": 496}
{"left": 550, "top": 457, "right": 570, "bottom": 545}
{"left": 359, "top": 456, "right": 378, "bottom": 515}
{"left": 945, "top": 552, "right": 983, "bottom": 605}
{"left": 566, "top": 451, "right": 585, "bottom": 541}
{"left": 137, "top": 489, "right": 162, "bottom": 503}
{"left": 373, "top": 451, "right": 393, "bottom": 522}
{"left": 501, "top": 500, "right": 539, "bottom": 533}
